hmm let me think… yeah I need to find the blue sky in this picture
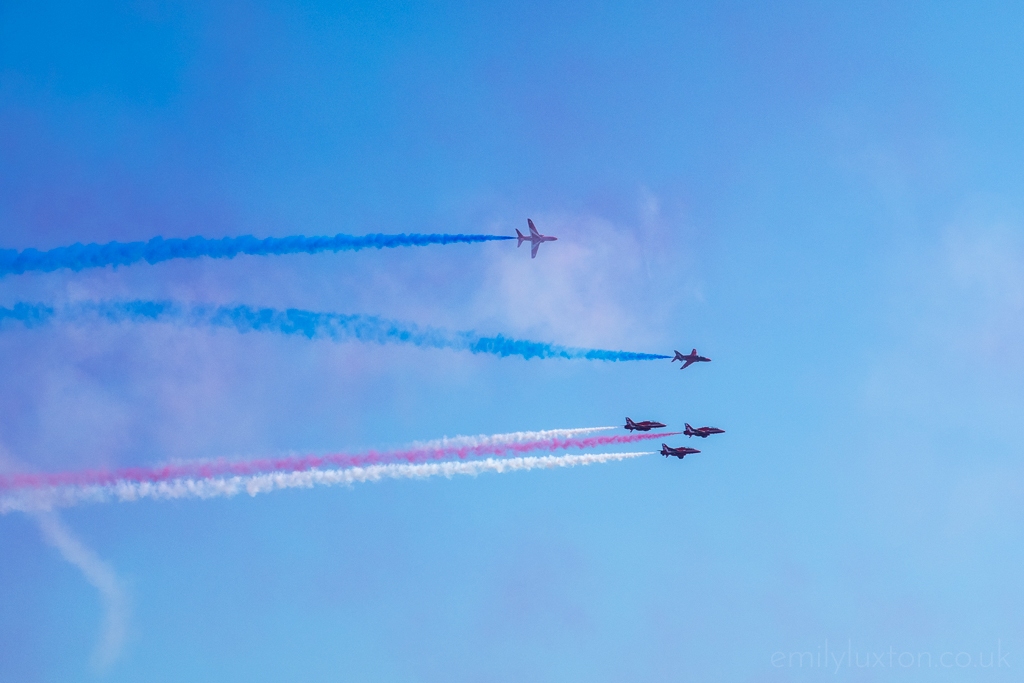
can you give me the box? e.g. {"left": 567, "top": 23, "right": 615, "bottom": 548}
{"left": 2, "top": 1, "right": 1024, "bottom": 680}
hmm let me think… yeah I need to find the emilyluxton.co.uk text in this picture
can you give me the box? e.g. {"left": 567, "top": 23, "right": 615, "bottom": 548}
{"left": 772, "top": 640, "right": 1010, "bottom": 673}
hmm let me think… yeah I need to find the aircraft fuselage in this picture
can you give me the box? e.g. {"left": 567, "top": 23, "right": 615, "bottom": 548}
{"left": 684, "top": 424, "right": 725, "bottom": 438}
{"left": 517, "top": 219, "right": 558, "bottom": 258}
{"left": 672, "top": 348, "right": 711, "bottom": 369}
{"left": 660, "top": 443, "right": 701, "bottom": 459}
{"left": 625, "top": 418, "right": 667, "bottom": 432}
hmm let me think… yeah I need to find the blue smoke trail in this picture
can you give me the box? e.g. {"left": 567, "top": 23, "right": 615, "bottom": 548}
{"left": 0, "top": 301, "right": 670, "bottom": 361}
{"left": 0, "top": 233, "right": 515, "bottom": 276}
{"left": 0, "top": 302, "right": 56, "bottom": 327}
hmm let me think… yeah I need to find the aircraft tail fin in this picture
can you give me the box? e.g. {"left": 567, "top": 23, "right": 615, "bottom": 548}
{"left": 516, "top": 228, "right": 526, "bottom": 247}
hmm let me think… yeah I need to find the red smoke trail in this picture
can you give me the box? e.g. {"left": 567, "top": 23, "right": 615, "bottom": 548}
{"left": 0, "top": 432, "right": 678, "bottom": 491}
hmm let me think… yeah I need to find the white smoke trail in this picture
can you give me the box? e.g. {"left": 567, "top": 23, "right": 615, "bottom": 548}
{"left": 148, "top": 426, "right": 618, "bottom": 476}
{"left": 408, "top": 426, "right": 616, "bottom": 450}
{"left": 0, "top": 446, "right": 130, "bottom": 670}
{"left": 34, "top": 512, "right": 129, "bottom": 672}
{"left": 2, "top": 451, "right": 651, "bottom": 512}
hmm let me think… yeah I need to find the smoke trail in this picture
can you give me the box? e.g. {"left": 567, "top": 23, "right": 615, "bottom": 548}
{"left": 409, "top": 426, "right": 615, "bottom": 450}
{"left": 0, "top": 431, "right": 676, "bottom": 492}
{"left": 34, "top": 512, "right": 130, "bottom": 671}
{"left": 0, "top": 301, "right": 55, "bottom": 326}
{"left": 0, "top": 300, "right": 672, "bottom": 361}
{"left": 2, "top": 452, "right": 652, "bottom": 512}
{"left": 0, "top": 449, "right": 129, "bottom": 669}
{"left": 0, "top": 232, "right": 514, "bottom": 276}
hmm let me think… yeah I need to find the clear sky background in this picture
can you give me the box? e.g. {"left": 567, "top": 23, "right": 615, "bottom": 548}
{"left": 2, "top": 1, "right": 1023, "bottom": 681}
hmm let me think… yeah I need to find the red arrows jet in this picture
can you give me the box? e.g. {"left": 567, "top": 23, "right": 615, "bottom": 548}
{"left": 660, "top": 443, "right": 701, "bottom": 459}
{"left": 516, "top": 219, "right": 558, "bottom": 258}
{"left": 672, "top": 348, "right": 711, "bottom": 369}
{"left": 684, "top": 423, "right": 725, "bottom": 438}
{"left": 625, "top": 417, "right": 667, "bottom": 432}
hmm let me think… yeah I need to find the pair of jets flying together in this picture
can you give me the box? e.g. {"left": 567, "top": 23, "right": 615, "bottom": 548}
{"left": 622, "top": 417, "right": 725, "bottom": 460}
{"left": 517, "top": 221, "right": 711, "bottom": 369}
{"left": 661, "top": 422, "right": 726, "bottom": 459}
{"left": 519, "top": 221, "right": 712, "bottom": 374}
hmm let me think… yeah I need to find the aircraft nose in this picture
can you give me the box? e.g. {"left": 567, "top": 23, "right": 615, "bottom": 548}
{"left": 551, "top": 236, "right": 557, "bottom": 240}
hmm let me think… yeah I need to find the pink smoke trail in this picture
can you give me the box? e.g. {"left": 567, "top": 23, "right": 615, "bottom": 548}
{"left": 1, "top": 451, "right": 655, "bottom": 513}
{"left": 0, "top": 431, "right": 678, "bottom": 492}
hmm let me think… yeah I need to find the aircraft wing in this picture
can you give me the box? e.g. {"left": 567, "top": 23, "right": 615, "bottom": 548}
{"left": 528, "top": 219, "right": 540, "bottom": 237}
{"left": 531, "top": 240, "right": 539, "bottom": 258}
{"left": 681, "top": 359, "right": 695, "bottom": 369}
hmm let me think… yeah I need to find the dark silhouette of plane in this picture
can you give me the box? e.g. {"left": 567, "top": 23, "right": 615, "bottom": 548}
{"left": 661, "top": 443, "right": 700, "bottom": 459}
{"left": 684, "top": 423, "right": 725, "bottom": 438}
{"left": 625, "top": 417, "right": 667, "bottom": 432}
{"left": 672, "top": 348, "right": 711, "bottom": 369}
{"left": 516, "top": 219, "right": 557, "bottom": 258}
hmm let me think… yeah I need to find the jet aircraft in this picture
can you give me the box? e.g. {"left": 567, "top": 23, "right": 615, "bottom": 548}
{"left": 672, "top": 348, "right": 711, "bottom": 369}
{"left": 516, "top": 219, "right": 558, "bottom": 258}
{"left": 660, "top": 443, "right": 701, "bottom": 459}
{"left": 684, "top": 423, "right": 725, "bottom": 438}
{"left": 625, "top": 417, "right": 667, "bottom": 432}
